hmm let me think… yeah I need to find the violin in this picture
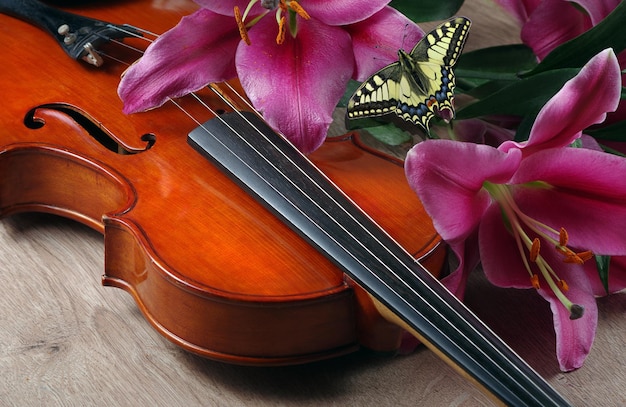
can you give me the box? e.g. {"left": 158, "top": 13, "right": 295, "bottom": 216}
{"left": 0, "top": 1, "right": 571, "bottom": 405}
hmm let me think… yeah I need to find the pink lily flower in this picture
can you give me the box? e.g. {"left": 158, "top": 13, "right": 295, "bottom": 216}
{"left": 495, "top": 0, "right": 626, "bottom": 153}
{"left": 404, "top": 49, "right": 625, "bottom": 371}
{"left": 117, "top": 0, "right": 423, "bottom": 154}
{"left": 494, "top": 0, "right": 620, "bottom": 59}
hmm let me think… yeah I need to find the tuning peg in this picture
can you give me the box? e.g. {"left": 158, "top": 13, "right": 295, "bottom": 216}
{"left": 57, "top": 24, "right": 76, "bottom": 45}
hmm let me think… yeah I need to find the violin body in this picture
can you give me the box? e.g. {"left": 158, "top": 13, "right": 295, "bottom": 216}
{"left": 0, "top": 0, "right": 444, "bottom": 365}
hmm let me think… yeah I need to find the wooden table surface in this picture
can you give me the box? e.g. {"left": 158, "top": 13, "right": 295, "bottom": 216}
{"left": 1, "top": 1, "right": 625, "bottom": 406}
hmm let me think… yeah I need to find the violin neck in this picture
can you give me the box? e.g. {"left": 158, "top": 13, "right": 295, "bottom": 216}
{"left": 0, "top": 0, "right": 570, "bottom": 404}
{"left": 188, "top": 111, "right": 572, "bottom": 407}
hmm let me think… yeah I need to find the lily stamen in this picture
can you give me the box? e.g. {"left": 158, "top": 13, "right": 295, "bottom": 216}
{"left": 276, "top": 15, "right": 287, "bottom": 44}
{"left": 535, "top": 256, "right": 584, "bottom": 320}
{"left": 564, "top": 253, "right": 586, "bottom": 264}
{"left": 557, "top": 244, "right": 594, "bottom": 265}
{"left": 486, "top": 182, "right": 585, "bottom": 320}
{"left": 559, "top": 227, "right": 568, "bottom": 246}
{"left": 234, "top": 6, "right": 251, "bottom": 45}
{"left": 288, "top": 0, "right": 311, "bottom": 19}
{"left": 576, "top": 250, "right": 594, "bottom": 262}
{"left": 530, "top": 274, "right": 540, "bottom": 289}
{"left": 530, "top": 238, "right": 540, "bottom": 262}
{"left": 235, "top": 0, "right": 310, "bottom": 46}
{"left": 235, "top": 1, "right": 271, "bottom": 43}
{"left": 510, "top": 209, "right": 585, "bottom": 320}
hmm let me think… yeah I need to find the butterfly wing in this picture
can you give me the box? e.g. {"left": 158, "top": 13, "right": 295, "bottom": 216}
{"left": 399, "top": 17, "right": 471, "bottom": 129}
{"left": 346, "top": 62, "right": 404, "bottom": 122}
{"left": 347, "top": 17, "right": 471, "bottom": 132}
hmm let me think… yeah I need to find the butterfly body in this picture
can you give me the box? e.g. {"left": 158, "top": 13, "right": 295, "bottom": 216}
{"left": 347, "top": 17, "right": 471, "bottom": 132}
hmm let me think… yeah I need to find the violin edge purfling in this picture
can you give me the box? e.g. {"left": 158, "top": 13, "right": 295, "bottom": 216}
{"left": 0, "top": 1, "right": 573, "bottom": 405}
{"left": 1, "top": 0, "right": 443, "bottom": 366}
{"left": 188, "top": 111, "right": 572, "bottom": 407}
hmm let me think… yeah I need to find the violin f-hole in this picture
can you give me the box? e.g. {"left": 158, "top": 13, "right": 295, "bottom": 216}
{"left": 24, "top": 103, "right": 155, "bottom": 154}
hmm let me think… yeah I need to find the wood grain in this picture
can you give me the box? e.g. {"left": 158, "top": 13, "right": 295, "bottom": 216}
{"left": 1, "top": 1, "right": 625, "bottom": 406}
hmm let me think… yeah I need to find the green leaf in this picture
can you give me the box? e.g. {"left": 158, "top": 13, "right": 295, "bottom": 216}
{"left": 459, "top": 79, "right": 516, "bottom": 99}
{"left": 455, "top": 68, "right": 579, "bottom": 120}
{"left": 523, "top": 1, "right": 626, "bottom": 76}
{"left": 347, "top": 117, "right": 412, "bottom": 145}
{"left": 389, "top": 0, "right": 464, "bottom": 22}
{"left": 586, "top": 119, "right": 626, "bottom": 142}
{"left": 365, "top": 123, "right": 413, "bottom": 145}
{"left": 337, "top": 79, "right": 361, "bottom": 108}
{"left": 513, "top": 112, "right": 537, "bottom": 143}
{"left": 455, "top": 45, "right": 538, "bottom": 93}
{"left": 598, "top": 143, "right": 626, "bottom": 157}
{"left": 456, "top": 44, "right": 538, "bottom": 81}
{"left": 595, "top": 255, "right": 611, "bottom": 295}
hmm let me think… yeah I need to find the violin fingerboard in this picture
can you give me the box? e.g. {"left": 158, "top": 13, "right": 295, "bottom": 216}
{"left": 187, "top": 111, "right": 571, "bottom": 407}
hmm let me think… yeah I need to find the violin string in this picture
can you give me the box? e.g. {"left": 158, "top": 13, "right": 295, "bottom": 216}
{"left": 111, "top": 29, "right": 556, "bottom": 403}
{"left": 191, "top": 86, "right": 541, "bottom": 393}
{"left": 104, "top": 21, "right": 533, "bottom": 373}
{"left": 104, "top": 20, "right": 513, "bottom": 345}
{"left": 98, "top": 25, "right": 549, "bottom": 397}
{"left": 101, "top": 27, "right": 463, "bottom": 329}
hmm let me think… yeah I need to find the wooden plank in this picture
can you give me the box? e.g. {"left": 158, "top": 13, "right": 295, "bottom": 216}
{"left": 1, "top": 1, "right": 625, "bottom": 405}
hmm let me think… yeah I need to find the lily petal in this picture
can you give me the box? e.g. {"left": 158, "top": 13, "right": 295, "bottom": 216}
{"left": 450, "top": 119, "right": 515, "bottom": 146}
{"left": 520, "top": 0, "right": 591, "bottom": 60}
{"left": 194, "top": 0, "right": 265, "bottom": 17}
{"left": 346, "top": 7, "right": 424, "bottom": 81}
{"left": 441, "top": 230, "right": 481, "bottom": 299}
{"left": 479, "top": 203, "right": 536, "bottom": 288}
{"left": 499, "top": 49, "right": 621, "bottom": 154}
{"left": 539, "top": 272, "right": 597, "bottom": 372}
{"left": 479, "top": 204, "right": 598, "bottom": 371}
{"left": 584, "top": 256, "right": 626, "bottom": 297}
{"left": 236, "top": 16, "right": 354, "bottom": 153}
{"left": 512, "top": 147, "right": 626, "bottom": 254}
{"left": 405, "top": 140, "right": 521, "bottom": 242}
{"left": 579, "top": 134, "right": 604, "bottom": 151}
{"left": 573, "top": 0, "right": 621, "bottom": 25}
{"left": 493, "top": 0, "right": 541, "bottom": 26}
{"left": 118, "top": 9, "right": 240, "bottom": 113}
{"left": 303, "top": 0, "right": 390, "bottom": 26}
